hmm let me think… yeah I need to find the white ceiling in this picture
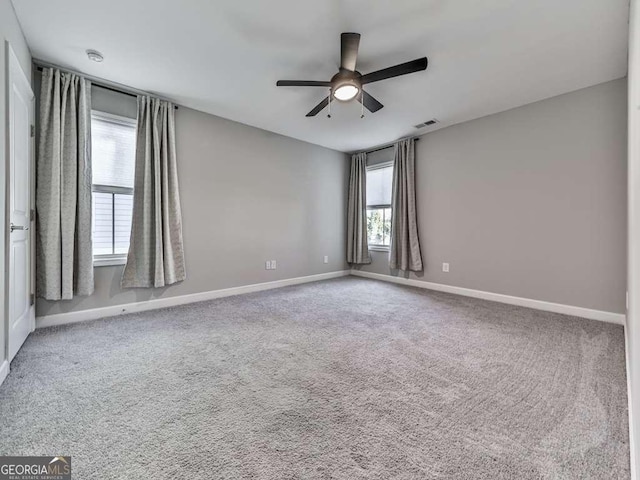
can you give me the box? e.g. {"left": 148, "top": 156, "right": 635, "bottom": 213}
{"left": 12, "top": 0, "right": 629, "bottom": 152}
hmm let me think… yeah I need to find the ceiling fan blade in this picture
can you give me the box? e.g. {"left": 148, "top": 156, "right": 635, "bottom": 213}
{"left": 305, "top": 96, "right": 330, "bottom": 117}
{"left": 361, "top": 57, "right": 428, "bottom": 85}
{"left": 277, "top": 80, "right": 331, "bottom": 87}
{"left": 340, "top": 32, "right": 361, "bottom": 71}
{"left": 358, "top": 90, "right": 384, "bottom": 113}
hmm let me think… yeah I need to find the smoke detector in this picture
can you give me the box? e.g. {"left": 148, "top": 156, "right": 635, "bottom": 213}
{"left": 86, "top": 50, "right": 104, "bottom": 63}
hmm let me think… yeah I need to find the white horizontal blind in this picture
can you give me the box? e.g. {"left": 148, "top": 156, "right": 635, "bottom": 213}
{"left": 91, "top": 112, "right": 137, "bottom": 260}
{"left": 92, "top": 114, "right": 136, "bottom": 189}
{"left": 366, "top": 165, "right": 393, "bottom": 207}
{"left": 92, "top": 192, "right": 134, "bottom": 255}
{"left": 93, "top": 192, "right": 114, "bottom": 256}
{"left": 113, "top": 194, "right": 134, "bottom": 254}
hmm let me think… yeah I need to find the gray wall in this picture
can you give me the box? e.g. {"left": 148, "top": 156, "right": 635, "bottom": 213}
{"left": 356, "top": 78, "right": 628, "bottom": 314}
{"left": 35, "top": 77, "right": 626, "bottom": 316}
{"left": 1, "top": 0, "right": 31, "bottom": 364}
{"left": 36, "top": 93, "right": 349, "bottom": 316}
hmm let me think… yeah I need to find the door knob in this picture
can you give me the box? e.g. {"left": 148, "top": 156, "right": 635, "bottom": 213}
{"left": 10, "top": 223, "right": 28, "bottom": 233}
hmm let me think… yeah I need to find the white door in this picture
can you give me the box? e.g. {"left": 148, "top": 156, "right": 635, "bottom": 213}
{"left": 7, "top": 44, "right": 35, "bottom": 362}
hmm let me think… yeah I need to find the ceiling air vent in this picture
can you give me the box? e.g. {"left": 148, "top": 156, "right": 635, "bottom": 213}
{"left": 414, "top": 119, "right": 438, "bottom": 129}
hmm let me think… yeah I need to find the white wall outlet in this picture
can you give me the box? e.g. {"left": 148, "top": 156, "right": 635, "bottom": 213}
{"left": 265, "top": 261, "right": 271, "bottom": 270}
{"left": 442, "top": 262, "right": 450, "bottom": 273}
{"left": 271, "top": 260, "right": 277, "bottom": 270}
{"left": 324, "top": 255, "right": 329, "bottom": 264}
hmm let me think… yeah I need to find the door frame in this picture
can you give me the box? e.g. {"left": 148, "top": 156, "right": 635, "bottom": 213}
{"left": 3, "top": 41, "right": 35, "bottom": 379}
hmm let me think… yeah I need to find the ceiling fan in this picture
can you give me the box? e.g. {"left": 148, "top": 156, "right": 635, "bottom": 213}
{"left": 276, "top": 32, "right": 428, "bottom": 117}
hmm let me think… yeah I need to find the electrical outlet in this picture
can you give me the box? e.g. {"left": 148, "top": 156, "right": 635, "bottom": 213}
{"left": 271, "top": 260, "right": 277, "bottom": 270}
{"left": 265, "top": 261, "right": 271, "bottom": 270}
{"left": 442, "top": 262, "right": 450, "bottom": 273}
{"left": 324, "top": 255, "right": 329, "bottom": 264}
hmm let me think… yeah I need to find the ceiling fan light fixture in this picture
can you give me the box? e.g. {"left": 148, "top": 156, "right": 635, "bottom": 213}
{"left": 333, "top": 84, "right": 359, "bottom": 101}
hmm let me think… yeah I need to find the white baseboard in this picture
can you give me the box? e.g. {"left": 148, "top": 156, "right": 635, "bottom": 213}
{"left": 37, "top": 270, "right": 351, "bottom": 329}
{"left": 0, "top": 360, "right": 9, "bottom": 388}
{"left": 350, "top": 270, "right": 626, "bottom": 325}
{"left": 36, "top": 267, "right": 625, "bottom": 327}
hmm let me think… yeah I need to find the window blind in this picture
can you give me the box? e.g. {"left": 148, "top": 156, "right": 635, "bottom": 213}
{"left": 366, "top": 165, "right": 393, "bottom": 206}
{"left": 92, "top": 115, "right": 136, "bottom": 188}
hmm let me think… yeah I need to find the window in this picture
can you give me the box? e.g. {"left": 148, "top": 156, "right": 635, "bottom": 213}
{"left": 91, "top": 111, "right": 136, "bottom": 266}
{"left": 366, "top": 163, "right": 393, "bottom": 249}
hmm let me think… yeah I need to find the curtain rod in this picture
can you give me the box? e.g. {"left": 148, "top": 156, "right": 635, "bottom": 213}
{"left": 33, "top": 59, "right": 179, "bottom": 109}
{"left": 354, "top": 136, "right": 420, "bottom": 156}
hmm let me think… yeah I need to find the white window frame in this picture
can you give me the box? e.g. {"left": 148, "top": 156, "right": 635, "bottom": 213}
{"left": 91, "top": 110, "right": 137, "bottom": 267}
{"left": 366, "top": 161, "right": 393, "bottom": 251}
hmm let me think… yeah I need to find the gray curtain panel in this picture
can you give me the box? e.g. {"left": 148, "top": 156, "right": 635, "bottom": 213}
{"left": 390, "top": 138, "right": 423, "bottom": 271}
{"left": 121, "top": 96, "right": 186, "bottom": 288}
{"left": 36, "top": 68, "right": 93, "bottom": 300}
{"left": 347, "top": 152, "right": 371, "bottom": 265}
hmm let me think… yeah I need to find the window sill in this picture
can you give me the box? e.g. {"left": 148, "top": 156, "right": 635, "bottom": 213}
{"left": 369, "top": 246, "right": 390, "bottom": 252}
{"left": 93, "top": 255, "right": 127, "bottom": 267}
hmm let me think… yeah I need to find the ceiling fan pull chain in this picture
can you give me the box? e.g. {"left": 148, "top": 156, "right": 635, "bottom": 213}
{"left": 361, "top": 94, "right": 365, "bottom": 119}
{"left": 328, "top": 89, "right": 332, "bottom": 118}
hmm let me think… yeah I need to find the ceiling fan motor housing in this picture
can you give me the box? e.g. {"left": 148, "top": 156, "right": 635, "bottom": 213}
{"left": 331, "top": 69, "right": 362, "bottom": 100}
